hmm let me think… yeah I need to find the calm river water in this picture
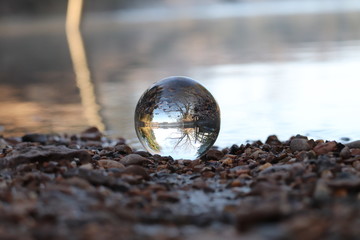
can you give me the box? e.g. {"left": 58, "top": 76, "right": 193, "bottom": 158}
{"left": 1, "top": 0, "right": 360, "bottom": 148}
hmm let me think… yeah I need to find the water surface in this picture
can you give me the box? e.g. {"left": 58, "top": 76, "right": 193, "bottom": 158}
{"left": 1, "top": 1, "right": 360, "bottom": 148}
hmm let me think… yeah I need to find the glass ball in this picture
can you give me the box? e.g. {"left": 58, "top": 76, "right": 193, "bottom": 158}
{"left": 134, "top": 76, "right": 220, "bottom": 160}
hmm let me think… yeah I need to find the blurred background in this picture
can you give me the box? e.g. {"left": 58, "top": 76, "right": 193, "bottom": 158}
{"left": 1, "top": 0, "right": 360, "bottom": 148}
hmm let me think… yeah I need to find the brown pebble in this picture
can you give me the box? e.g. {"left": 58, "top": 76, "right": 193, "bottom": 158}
{"left": 98, "top": 160, "right": 125, "bottom": 169}
{"left": 350, "top": 148, "right": 360, "bottom": 156}
{"left": 259, "top": 162, "right": 272, "bottom": 171}
{"left": 313, "top": 141, "right": 337, "bottom": 155}
{"left": 345, "top": 140, "right": 360, "bottom": 149}
{"left": 205, "top": 149, "right": 224, "bottom": 160}
{"left": 265, "top": 135, "right": 282, "bottom": 145}
{"left": 201, "top": 171, "right": 215, "bottom": 178}
{"left": 340, "top": 146, "right": 351, "bottom": 159}
{"left": 121, "top": 165, "right": 150, "bottom": 180}
{"left": 230, "top": 179, "right": 244, "bottom": 187}
{"left": 114, "top": 144, "right": 133, "bottom": 154}
{"left": 221, "top": 158, "right": 233, "bottom": 166}
{"left": 80, "top": 127, "right": 102, "bottom": 141}
{"left": 120, "top": 154, "right": 151, "bottom": 166}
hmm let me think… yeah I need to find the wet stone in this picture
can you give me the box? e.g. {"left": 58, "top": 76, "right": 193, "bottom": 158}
{"left": 2, "top": 145, "right": 91, "bottom": 168}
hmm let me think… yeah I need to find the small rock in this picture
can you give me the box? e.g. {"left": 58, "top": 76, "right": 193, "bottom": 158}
{"left": 205, "top": 149, "right": 224, "bottom": 160}
{"left": 265, "top": 135, "right": 282, "bottom": 145}
{"left": 290, "top": 138, "right": 311, "bottom": 152}
{"left": 120, "top": 154, "right": 151, "bottom": 166}
{"left": 121, "top": 165, "right": 150, "bottom": 180}
{"left": 259, "top": 163, "right": 305, "bottom": 177}
{"left": 221, "top": 158, "right": 233, "bottom": 165}
{"left": 80, "top": 163, "right": 94, "bottom": 170}
{"left": 229, "top": 179, "right": 244, "bottom": 187}
{"left": 259, "top": 162, "right": 272, "bottom": 171}
{"left": 22, "top": 133, "right": 48, "bottom": 144}
{"left": 2, "top": 145, "right": 91, "bottom": 168}
{"left": 340, "top": 146, "right": 351, "bottom": 159}
{"left": 250, "top": 149, "right": 265, "bottom": 159}
{"left": 134, "top": 151, "right": 152, "bottom": 157}
{"left": 114, "top": 144, "right": 132, "bottom": 154}
{"left": 80, "top": 127, "right": 102, "bottom": 141}
{"left": 98, "top": 159, "right": 125, "bottom": 169}
{"left": 345, "top": 140, "right": 360, "bottom": 149}
{"left": 350, "top": 148, "right": 360, "bottom": 156}
{"left": 201, "top": 171, "right": 216, "bottom": 178}
{"left": 313, "top": 141, "right": 337, "bottom": 155}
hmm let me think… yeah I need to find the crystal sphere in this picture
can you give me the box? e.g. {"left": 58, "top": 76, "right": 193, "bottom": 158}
{"left": 134, "top": 76, "right": 220, "bottom": 160}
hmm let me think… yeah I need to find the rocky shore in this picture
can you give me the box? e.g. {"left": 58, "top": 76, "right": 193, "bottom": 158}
{"left": 1, "top": 127, "right": 360, "bottom": 239}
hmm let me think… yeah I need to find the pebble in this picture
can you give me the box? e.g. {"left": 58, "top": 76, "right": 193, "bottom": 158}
{"left": 258, "top": 162, "right": 272, "bottom": 171}
{"left": 205, "top": 149, "right": 224, "bottom": 160}
{"left": 80, "top": 127, "right": 102, "bottom": 141}
{"left": 21, "top": 133, "right": 48, "bottom": 144}
{"left": 2, "top": 130, "right": 360, "bottom": 240}
{"left": 121, "top": 165, "right": 150, "bottom": 180}
{"left": 114, "top": 144, "right": 133, "bottom": 154}
{"left": 98, "top": 159, "right": 125, "bottom": 169}
{"left": 120, "top": 154, "right": 151, "bottom": 166}
{"left": 350, "top": 149, "right": 360, "bottom": 156}
{"left": 340, "top": 146, "right": 351, "bottom": 159}
{"left": 345, "top": 140, "right": 360, "bottom": 149}
{"left": 265, "top": 135, "right": 282, "bottom": 145}
{"left": 290, "top": 138, "right": 311, "bottom": 152}
{"left": 313, "top": 141, "right": 337, "bottom": 155}
{"left": 80, "top": 163, "right": 93, "bottom": 170}
{"left": 2, "top": 145, "right": 91, "bottom": 168}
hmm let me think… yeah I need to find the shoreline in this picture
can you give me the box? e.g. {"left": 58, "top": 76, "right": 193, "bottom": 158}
{"left": 1, "top": 127, "right": 360, "bottom": 239}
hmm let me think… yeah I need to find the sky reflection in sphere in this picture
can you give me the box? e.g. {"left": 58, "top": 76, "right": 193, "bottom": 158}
{"left": 134, "top": 76, "right": 220, "bottom": 160}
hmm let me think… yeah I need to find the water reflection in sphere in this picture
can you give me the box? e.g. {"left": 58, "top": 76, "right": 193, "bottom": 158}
{"left": 134, "top": 76, "right": 220, "bottom": 160}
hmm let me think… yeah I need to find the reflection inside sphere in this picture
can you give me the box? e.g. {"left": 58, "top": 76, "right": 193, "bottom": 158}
{"left": 135, "top": 76, "right": 220, "bottom": 160}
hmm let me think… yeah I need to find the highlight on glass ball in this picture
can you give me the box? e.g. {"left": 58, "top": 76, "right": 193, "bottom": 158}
{"left": 134, "top": 76, "right": 221, "bottom": 160}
